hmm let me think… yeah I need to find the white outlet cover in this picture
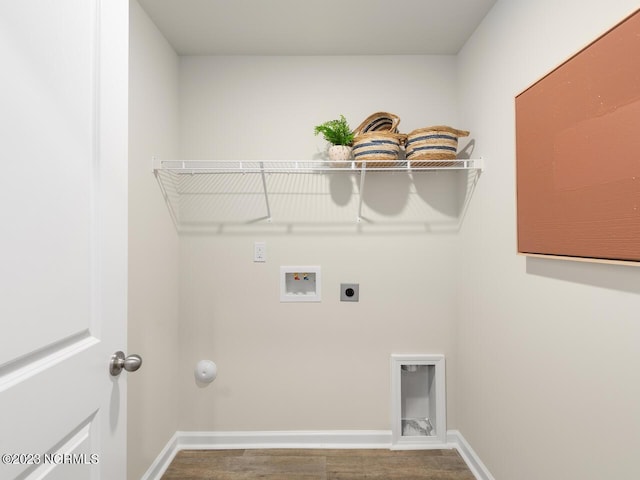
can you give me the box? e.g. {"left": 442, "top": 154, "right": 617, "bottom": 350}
{"left": 254, "top": 241, "right": 266, "bottom": 262}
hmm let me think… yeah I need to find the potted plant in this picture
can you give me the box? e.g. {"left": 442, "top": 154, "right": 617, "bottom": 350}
{"left": 314, "top": 115, "right": 355, "bottom": 162}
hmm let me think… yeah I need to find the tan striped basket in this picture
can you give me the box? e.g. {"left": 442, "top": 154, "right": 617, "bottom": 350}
{"left": 352, "top": 132, "right": 407, "bottom": 167}
{"left": 352, "top": 112, "right": 404, "bottom": 167}
{"left": 405, "top": 126, "right": 469, "bottom": 167}
{"left": 353, "top": 111, "right": 401, "bottom": 135}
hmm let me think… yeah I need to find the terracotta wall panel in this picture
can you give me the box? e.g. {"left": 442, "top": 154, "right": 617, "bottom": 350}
{"left": 516, "top": 9, "right": 640, "bottom": 262}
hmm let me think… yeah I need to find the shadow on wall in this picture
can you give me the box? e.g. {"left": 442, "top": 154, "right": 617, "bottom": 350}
{"left": 414, "top": 139, "right": 478, "bottom": 221}
{"left": 526, "top": 256, "right": 640, "bottom": 295}
{"left": 159, "top": 138, "right": 481, "bottom": 234}
{"left": 323, "top": 138, "right": 478, "bottom": 231}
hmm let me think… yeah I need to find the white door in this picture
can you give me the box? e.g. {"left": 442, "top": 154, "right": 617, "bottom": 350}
{"left": 0, "top": 1, "right": 130, "bottom": 479}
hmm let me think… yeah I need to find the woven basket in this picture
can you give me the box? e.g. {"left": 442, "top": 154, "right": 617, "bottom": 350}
{"left": 352, "top": 132, "right": 407, "bottom": 167}
{"left": 353, "top": 111, "right": 401, "bottom": 135}
{"left": 405, "top": 126, "right": 469, "bottom": 167}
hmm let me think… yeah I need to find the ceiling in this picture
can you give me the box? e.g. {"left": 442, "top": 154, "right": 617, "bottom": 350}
{"left": 136, "top": 0, "right": 497, "bottom": 55}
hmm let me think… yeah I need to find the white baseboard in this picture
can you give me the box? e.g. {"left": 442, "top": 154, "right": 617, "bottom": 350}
{"left": 447, "top": 430, "right": 496, "bottom": 480}
{"left": 141, "top": 429, "right": 494, "bottom": 480}
{"left": 177, "top": 429, "right": 392, "bottom": 450}
{"left": 139, "top": 431, "right": 179, "bottom": 480}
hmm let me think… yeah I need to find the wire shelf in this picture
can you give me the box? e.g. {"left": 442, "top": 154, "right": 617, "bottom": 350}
{"left": 152, "top": 158, "right": 484, "bottom": 231}
{"left": 153, "top": 158, "right": 483, "bottom": 174}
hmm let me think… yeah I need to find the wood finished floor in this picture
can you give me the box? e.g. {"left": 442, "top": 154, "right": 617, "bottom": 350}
{"left": 161, "top": 448, "right": 476, "bottom": 480}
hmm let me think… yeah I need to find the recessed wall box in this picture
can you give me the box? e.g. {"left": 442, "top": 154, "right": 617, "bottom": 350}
{"left": 280, "top": 266, "right": 321, "bottom": 302}
{"left": 390, "top": 354, "right": 446, "bottom": 447}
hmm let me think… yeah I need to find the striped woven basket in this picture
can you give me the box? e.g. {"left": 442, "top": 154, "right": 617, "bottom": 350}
{"left": 353, "top": 111, "right": 401, "bottom": 135}
{"left": 405, "top": 126, "right": 469, "bottom": 167}
{"left": 352, "top": 132, "right": 407, "bottom": 167}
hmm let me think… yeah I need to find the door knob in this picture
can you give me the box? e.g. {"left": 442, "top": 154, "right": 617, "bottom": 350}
{"left": 109, "top": 351, "right": 143, "bottom": 376}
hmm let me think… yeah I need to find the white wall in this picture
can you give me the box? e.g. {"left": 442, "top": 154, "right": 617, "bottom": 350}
{"left": 128, "top": 4, "right": 640, "bottom": 476}
{"left": 128, "top": 2, "right": 181, "bottom": 478}
{"left": 456, "top": 2, "right": 640, "bottom": 479}
{"left": 179, "top": 55, "right": 460, "bottom": 160}
{"left": 176, "top": 56, "right": 467, "bottom": 432}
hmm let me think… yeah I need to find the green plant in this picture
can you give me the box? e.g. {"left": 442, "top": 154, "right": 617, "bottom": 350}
{"left": 313, "top": 115, "right": 355, "bottom": 146}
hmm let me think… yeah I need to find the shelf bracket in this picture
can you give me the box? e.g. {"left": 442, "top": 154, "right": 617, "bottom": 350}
{"left": 356, "top": 163, "right": 366, "bottom": 222}
{"left": 259, "top": 162, "right": 272, "bottom": 222}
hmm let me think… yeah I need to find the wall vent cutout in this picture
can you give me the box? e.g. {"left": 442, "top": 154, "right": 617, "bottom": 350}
{"left": 390, "top": 354, "right": 446, "bottom": 447}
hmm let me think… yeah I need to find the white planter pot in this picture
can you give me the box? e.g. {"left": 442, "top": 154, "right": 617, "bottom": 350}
{"left": 328, "top": 145, "right": 352, "bottom": 162}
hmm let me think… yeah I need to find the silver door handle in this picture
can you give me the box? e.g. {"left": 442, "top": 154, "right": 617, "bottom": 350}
{"left": 109, "top": 351, "right": 142, "bottom": 376}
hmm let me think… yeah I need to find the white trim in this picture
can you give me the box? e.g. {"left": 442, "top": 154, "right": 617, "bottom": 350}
{"left": 139, "top": 432, "right": 179, "bottom": 480}
{"left": 447, "top": 430, "right": 496, "bottom": 480}
{"left": 141, "top": 429, "right": 494, "bottom": 480}
{"left": 178, "top": 430, "right": 392, "bottom": 450}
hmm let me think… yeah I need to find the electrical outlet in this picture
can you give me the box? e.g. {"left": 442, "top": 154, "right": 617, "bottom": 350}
{"left": 254, "top": 241, "right": 266, "bottom": 262}
{"left": 340, "top": 283, "right": 359, "bottom": 302}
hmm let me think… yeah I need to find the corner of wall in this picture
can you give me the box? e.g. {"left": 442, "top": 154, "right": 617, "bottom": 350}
{"left": 128, "top": 1, "right": 181, "bottom": 478}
